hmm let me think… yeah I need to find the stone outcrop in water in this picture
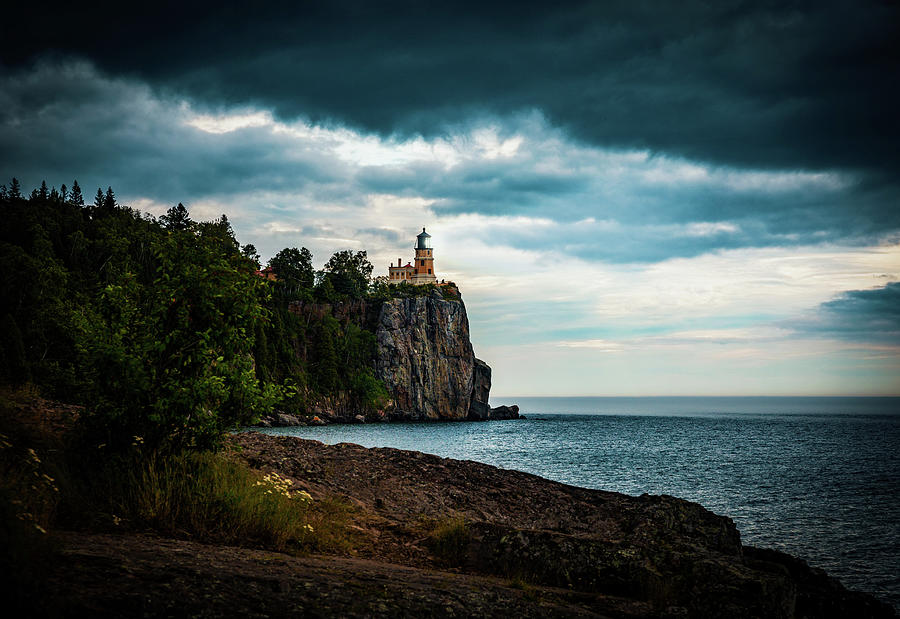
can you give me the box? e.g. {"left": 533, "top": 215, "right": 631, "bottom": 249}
{"left": 374, "top": 290, "right": 507, "bottom": 421}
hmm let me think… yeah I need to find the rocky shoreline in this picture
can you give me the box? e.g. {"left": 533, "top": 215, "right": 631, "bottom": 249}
{"left": 255, "top": 403, "right": 522, "bottom": 427}
{"left": 40, "top": 431, "right": 896, "bottom": 617}
{"left": 229, "top": 433, "right": 892, "bottom": 617}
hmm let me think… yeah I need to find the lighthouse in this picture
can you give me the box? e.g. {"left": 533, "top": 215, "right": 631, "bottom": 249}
{"left": 413, "top": 228, "right": 436, "bottom": 285}
{"left": 388, "top": 227, "right": 438, "bottom": 285}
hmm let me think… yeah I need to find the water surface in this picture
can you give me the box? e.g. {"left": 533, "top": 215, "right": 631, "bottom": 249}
{"left": 257, "top": 396, "right": 900, "bottom": 609}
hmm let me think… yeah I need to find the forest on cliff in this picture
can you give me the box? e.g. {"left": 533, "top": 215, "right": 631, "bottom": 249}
{"left": 0, "top": 177, "right": 442, "bottom": 450}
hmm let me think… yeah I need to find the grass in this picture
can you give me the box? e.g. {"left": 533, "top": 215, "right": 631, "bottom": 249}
{"left": 0, "top": 386, "right": 353, "bottom": 558}
{"left": 97, "top": 450, "right": 317, "bottom": 551}
{"left": 61, "top": 446, "right": 356, "bottom": 554}
{"left": 428, "top": 515, "right": 470, "bottom": 566}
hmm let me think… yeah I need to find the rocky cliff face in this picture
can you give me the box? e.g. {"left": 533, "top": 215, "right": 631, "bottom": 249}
{"left": 375, "top": 290, "right": 500, "bottom": 421}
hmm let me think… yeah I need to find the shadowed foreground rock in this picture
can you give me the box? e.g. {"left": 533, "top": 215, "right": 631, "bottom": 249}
{"left": 226, "top": 433, "right": 894, "bottom": 619}
{"left": 42, "top": 432, "right": 894, "bottom": 618}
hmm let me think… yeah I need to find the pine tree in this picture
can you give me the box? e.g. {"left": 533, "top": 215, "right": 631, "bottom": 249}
{"left": 241, "top": 244, "right": 261, "bottom": 268}
{"left": 0, "top": 185, "right": 6, "bottom": 200}
{"left": 9, "top": 177, "right": 21, "bottom": 199}
{"left": 160, "top": 202, "right": 192, "bottom": 231}
{"left": 94, "top": 188, "right": 104, "bottom": 209}
{"left": 60, "top": 184, "right": 68, "bottom": 202}
{"left": 38, "top": 180, "right": 48, "bottom": 200}
{"left": 104, "top": 186, "right": 117, "bottom": 210}
{"left": 50, "top": 186, "right": 60, "bottom": 201}
{"left": 70, "top": 180, "right": 84, "bottom": 206}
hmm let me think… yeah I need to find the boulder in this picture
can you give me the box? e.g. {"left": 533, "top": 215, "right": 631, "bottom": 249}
{"left": 274, "top": 412, "right": 301, "bottom": 427}
{"left": 488, "top": 405, "right": 520, "bottom": 420}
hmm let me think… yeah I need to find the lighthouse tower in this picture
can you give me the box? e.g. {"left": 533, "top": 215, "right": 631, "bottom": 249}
{"left": 412, "top": 227, "right": 437, "bottom": 285}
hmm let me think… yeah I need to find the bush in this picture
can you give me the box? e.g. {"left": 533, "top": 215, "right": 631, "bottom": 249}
{"left": 84, "top": 449, "right": 318, "bottom": 551}
{"left": 80, "top": 227, "right": 280, "bottom": 452}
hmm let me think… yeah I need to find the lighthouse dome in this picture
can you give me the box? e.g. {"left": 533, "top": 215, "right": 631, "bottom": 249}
{"left": 416, "top": 227, "right": 432, "bottom": 249}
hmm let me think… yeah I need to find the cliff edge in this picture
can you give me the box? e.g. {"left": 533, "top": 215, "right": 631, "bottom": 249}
{"left": 374, "top": 289, "right": 516, "bottom": 421}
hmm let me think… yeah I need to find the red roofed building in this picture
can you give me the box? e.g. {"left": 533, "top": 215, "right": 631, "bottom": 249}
{"left": 254, "top": 266, "right": 277, "bottom": 281}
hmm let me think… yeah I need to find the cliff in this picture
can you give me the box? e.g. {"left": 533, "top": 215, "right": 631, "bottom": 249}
{"left": 256, "top": 290, "right": 516, "bottom": 425}
{"left": 374, "top": 289, "right": 515, "bottom": 422}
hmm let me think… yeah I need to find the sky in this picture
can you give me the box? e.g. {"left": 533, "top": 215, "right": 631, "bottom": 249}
{"left": 2, "top": 0, "right": 898, "bottom": 396}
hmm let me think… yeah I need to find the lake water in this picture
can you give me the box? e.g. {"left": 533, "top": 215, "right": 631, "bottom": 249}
{"left": 256, "top": 396, "right": 900, "bottom": 609}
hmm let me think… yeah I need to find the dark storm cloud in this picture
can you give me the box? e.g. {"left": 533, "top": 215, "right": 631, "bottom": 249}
{"left": 0, "top": 62, "right": 345, "bottom": 205}
{"left": 792, "top": 283, "right": 900, "bottom": 344}
{"left": 3, "top": 0, "right": 898, "bottom": 175}
{"left": 0, "top": 60, "right": 897, "bottom": 265}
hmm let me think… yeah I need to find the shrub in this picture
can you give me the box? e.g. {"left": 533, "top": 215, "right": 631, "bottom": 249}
{"left": 89, "top": 450, "right": 316, "bottom": 551}
{"left": 80, "top": 228, "right": 280, "bottom": 452}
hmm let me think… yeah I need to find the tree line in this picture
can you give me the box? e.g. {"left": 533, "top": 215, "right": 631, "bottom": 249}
{"left": 0, "top": 178, "right": 407, "bottom": 451}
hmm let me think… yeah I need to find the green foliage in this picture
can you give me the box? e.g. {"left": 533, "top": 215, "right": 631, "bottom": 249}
{"left": 0, "top": 178, "right": 402, "bottom": 443}
{"left": 159, "top": 202, "right": 192, "bottom": 231}
{"left": 269, "top": 246, "right": 315, "bottom": 299}
{"left": 8, "top": 177, "right": 22, "bottom": 199}
{"left": 0, "top": 396, "right": 61, "bottom": 616}
{"left": 368, "top": 275, "right": 392, "bottom": 300}
{"left": 69, "top": 180, "right": 84, "bottom": 206}
{"left": 0, "top": 181, "right": 280, "bottom": 452}
{"left": 81, "top": 224, "right": 279, "bottom": 451}
{"left": 0, "top": 314, "right": 29, "bottom": 384}
{"left": 103, "top": 186, "right": 117, "bottom": 210}
{"left": 388, "top": 281, "right": 440, "bottom": 298}
{"left": 241, "top": 243, "right": 260, "bottom": 268}
{"left": 321, "top": 249, "right": 373, "bottom": 298}
{"left": 313, "top": 275, "right": 339, "bottom": 303}
{"left": 311, "top": 317, "right": 341, "bottom": 394}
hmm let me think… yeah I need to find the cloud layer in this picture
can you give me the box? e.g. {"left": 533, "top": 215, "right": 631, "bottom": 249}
{"left": 797, "top": 282, "right": 900, "bottom": 345}
{"left": 2, "top": 3, "right": 899, "bottom": 395}
{"left": 4, "top": 1, "right": 899, "bottom": 176}
{"left": 2, "top": 61, "right": 897, "bottom": 269}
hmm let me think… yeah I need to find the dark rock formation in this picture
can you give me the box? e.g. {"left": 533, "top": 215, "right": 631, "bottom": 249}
{"left": 251, "top": 291, "right": 514, "bottom": 426}
{"left": 375, "top": 293, "right": 501, "bottom": 421}
{"left": 233, "top": 433, "right": 896, "bottom": 618}
{"left": 467, "top": 358, "right": 492, "bottom": 420}
{"left": 487, "top": 404, "right": 520, "bottom": 420}
{"left": 255, "top": 411, "right": 305, "bottom": 427}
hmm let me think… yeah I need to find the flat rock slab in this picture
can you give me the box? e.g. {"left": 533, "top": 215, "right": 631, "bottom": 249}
{"left": 48, "top": 531, "right": 642, "bottom": 618}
